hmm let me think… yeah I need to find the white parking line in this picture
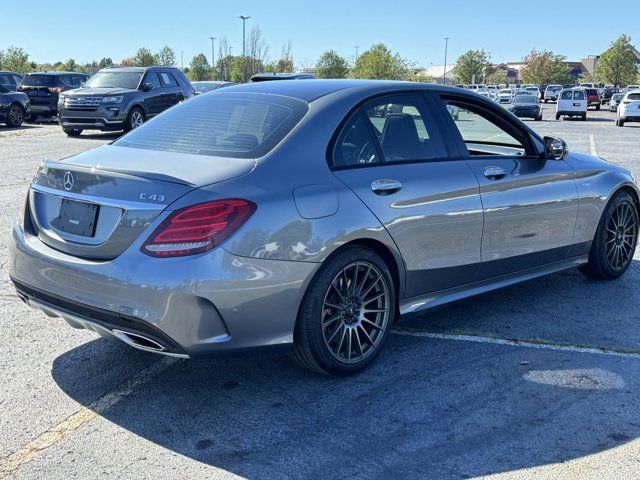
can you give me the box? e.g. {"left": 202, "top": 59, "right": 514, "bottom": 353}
{"left": 393, "top": 329, "right": 640, "bottom": 359}
{"left": 589, "top": 134, "right": 598, "bottom": 156}
{"left": 0, "top": 357, "right": 177, "bottom": 479}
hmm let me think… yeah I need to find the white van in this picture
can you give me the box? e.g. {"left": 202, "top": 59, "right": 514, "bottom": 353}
{"left": 556, "top": 88, "right": 587, "bottom": 121}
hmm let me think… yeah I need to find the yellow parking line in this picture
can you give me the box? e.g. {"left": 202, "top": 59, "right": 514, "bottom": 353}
{"left": 0, "top": 357, "right": 177, "bottom": 479}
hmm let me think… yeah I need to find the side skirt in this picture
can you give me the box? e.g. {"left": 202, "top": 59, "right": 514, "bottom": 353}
{"left": 399, "top": 255, "right": 589, "bottom": 317}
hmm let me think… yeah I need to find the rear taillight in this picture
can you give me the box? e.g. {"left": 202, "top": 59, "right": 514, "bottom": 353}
{"left": 141, "top": 199, "right": 256, "bottom": 258}
{"left": 49, "top": 87, "right": 64, "bottom": 94}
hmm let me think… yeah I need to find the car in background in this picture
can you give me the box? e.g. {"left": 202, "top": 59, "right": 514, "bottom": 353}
{"left": 544, "top": 85, "right": 563, "bottom": 103}
{"left": 600, "top": 87, "right": 619, "bottom": 105}
{"left": 0, "top": 71, "right": 23, "bottom": 91}
{"left": 497, "top": 88, "right": 514, "bottom": 103}
{"left": 192, "top": 81, "right": 236, "bottom": 94}
{"left": 610, "top": 93, "right": 624, "bottom": 112}
{"left": 524, "top": 86, "right": 541, "bottom": 100}
{"left": 626, "top": 85, "right": 640, "bottom": 92}
{"left": 57, "top": 66, "right": 194, "bottom": 136}
{"left": 556, "top": 88, "right": 587, "bottom": 120}
{"left": 18, "top": 72, "right": 88, "bottom": 121}
{"left": 250, "top": 72, "right": 316, "bottom": 82}
{"left": 506, "top": 94, "right": 542, "bottom": 120}
{"left": 0, "top": 84, "right": 31, "bottom": 127}
{"left": 584, "top": 88, "right": 601, "bottom": 110}
{"left": 616, "top": 90, "right": 640, "bottom": 127}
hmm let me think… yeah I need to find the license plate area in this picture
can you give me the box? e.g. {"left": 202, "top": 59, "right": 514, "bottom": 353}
{"left": 52, "top": 199, "right": 99, "bottom": 237}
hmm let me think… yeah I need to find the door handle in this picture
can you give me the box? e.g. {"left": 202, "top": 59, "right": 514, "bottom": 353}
{"left": 483, "top": 166, "right": 507, "bottom": 180}
{"left": 371, "top": 179, "right": 402, "bottom": 195}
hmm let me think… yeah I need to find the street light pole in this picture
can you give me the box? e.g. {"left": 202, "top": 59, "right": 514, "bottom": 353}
{"left": 209, "top": 36, "right": 217, "bottom": 80}
{"left": 239, "top": 15, "right": 251, "bottom": 82}
{"left": 355, "top": 46, "right": 359, "bottom": 64}
{"left": 181, "top": 51, "right": 184, "bottom": 70}
{"left": 443, "top": 37, "right": 450, "bottom": 85}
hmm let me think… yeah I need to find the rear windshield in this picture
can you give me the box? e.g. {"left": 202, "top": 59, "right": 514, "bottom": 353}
{"left": 115, "top": 93, "right": 308, "bottom": 158}
{"left": 85, "top": 72, "right": 142, "bottom": 89}
{"left": 22, "top": 75, "right": 56, "bottom": 87}
{"left": 574, "top": 91, "right": 586, "bottom": 100}
{"left": 628, "top": 93, "right": 640, "bottom": 101}
{"left": 514, "top": 95, "right": 537, "bottom": 103}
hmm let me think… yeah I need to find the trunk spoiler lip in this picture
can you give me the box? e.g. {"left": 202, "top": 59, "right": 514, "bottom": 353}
{"left": 40, "top": 159, "right": 198, "bottom": 187}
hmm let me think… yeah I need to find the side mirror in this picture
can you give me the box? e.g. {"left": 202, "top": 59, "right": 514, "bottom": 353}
{"left": 141, "top": 83, "right": 154, "bottom": 92}
{"left": 543, "top": 136, "right": 568, "bottom": 160}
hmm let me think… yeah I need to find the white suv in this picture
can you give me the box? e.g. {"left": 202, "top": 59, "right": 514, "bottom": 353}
{"left": 616, "top": 91, "right": 640, "bottom": 127}
{"left": 544, "top": 85, "right": 563, "bottom": 102}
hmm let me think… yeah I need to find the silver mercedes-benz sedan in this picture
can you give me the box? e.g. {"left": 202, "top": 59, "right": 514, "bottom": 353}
{"left": 9, "top": 80, "right": 639, "bottom": 376}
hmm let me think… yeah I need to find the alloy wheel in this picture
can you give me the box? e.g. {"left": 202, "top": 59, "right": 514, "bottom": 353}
{"left": 130, "top": 110, "right": 144, "bottom": 129}
{"left": 605, "top": 201, "right": 638, "bottom": 271}
{"left": 321, "top": 261, "right": 390, "bottom": 364}
{"left": 9, "top": 105, "right": 23, "bottom": 126}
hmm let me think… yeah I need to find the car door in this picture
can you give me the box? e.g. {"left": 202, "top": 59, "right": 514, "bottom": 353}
{"left": 438, "top": 94, "right": 579, "bottom": 279}
{"left": 141, "top": 72, "right": 163, "bottom": 115}
{"left": 158, "top": 71, "right": 183, "bottom": 111}
{"left": 331, "top": 93, "right": 484, "bottom": 298}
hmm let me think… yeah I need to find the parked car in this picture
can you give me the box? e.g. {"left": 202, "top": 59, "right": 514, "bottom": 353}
{"left": 18, "top": 72, "right": 88, "bottom": 121}
{"left": 544, "top": 85, "right": 563, "bottom": 102}
{"left": 524, "top": 86, "right": 541, "bottom": 100}
{"left": 616, "top": 91, "right": 640, "bottom": 127}
{"left": 498, "top": 88, "right": 514, "bottom": 103}
{"left": 584, "top": 88, "right": 601, "bottom": 110}
{"left": 9, "top": 80, "right": 639, "bottom": 375}
{"left": 57, "top": 66, "right": 194, "bottom": 136}
{"left": 610, "top": 93, "right": 625, "bottom": 112}
{"left": 556, "top": 88, "right": 587, "bottom": 120}
{"left": 0, "top": 84, "right": 31, "bottom": 127}
{"left": 600, "top": 87, "right": 619, "bottom": 105}
{"left": 192, "top": 81, "right": 236, "bottom": 94}
{"left": 250, "top": 72, "right": 316, "bottom": 82}
{"left": 506, "top": 94, "right": 542, "bottom": 120}
{"left": 626, "top": 85, "right": 640, "bottom": 92}
{"left": 0, "top": 71, "right": 23, "bottom": 91}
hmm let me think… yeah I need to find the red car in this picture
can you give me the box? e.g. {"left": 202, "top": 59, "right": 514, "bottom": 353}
{"left": 585, "top": 88, "right": 601, "bottom": 110}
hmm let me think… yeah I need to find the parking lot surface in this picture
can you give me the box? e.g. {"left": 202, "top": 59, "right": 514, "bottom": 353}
{"left": 1, "top": 106, "right": 640, "bottom": 479}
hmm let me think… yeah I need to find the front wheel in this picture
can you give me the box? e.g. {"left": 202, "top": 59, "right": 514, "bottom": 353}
{"left": 62, "top": 127, "right": 82, "bottom": 136}
{"left": 6, "top": 104, "right": 24, "bottom": 127}
{"left": 579, "top": 190, "right": 638, "bottom": 280}
{"left": 290, "top": 246, "right": 396, "bottom": 376}
{"left": 555, "top": 113, "right": 560, "bottom": 120}
{"left": 616, "top": 119, "right": 625, "bottom": 127}
{"left": 123, "top": 107, "right": 145, "bottom": 132}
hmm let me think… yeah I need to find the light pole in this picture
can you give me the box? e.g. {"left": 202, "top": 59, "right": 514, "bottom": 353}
{"left": 239, "top": 15, "right": 251, "bottom": 82}
{"left": 443, "top": 37, "right": 450, "bottom": 85}
{"left": 181, "top": 51, "right": 184, "bottom": 70}
{"left": 355, "top": 46, "right": 359, "bottom": 65}
{"left": 209, "top": 36, "right": 217, "bottom": 80}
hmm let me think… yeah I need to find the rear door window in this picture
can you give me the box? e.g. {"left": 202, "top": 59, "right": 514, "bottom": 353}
{"left": 332, "top": 112, "right": 380, "bottom": 168}
{"left": 159, "top": 72, "right": 177, "bottom": 87}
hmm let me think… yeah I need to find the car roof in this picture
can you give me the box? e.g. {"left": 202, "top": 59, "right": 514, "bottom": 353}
{"left": 224, "top": 79, "right": 463, "bottom": 102}
{"left": 24, "top": 71, "right": 86, "bottom": 75}
{"left": 100, "top": 66, "right": 175, "bottom": 73}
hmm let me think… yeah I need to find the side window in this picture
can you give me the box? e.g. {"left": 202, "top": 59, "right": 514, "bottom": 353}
{"left": 444, "top": 100, "right": 526, "bottom": 157}
{"left": 560, "top": 90, "right": 572, "bottom": 100}
{"left": 362, "top": 95, "right": 447, "bottom": 162}
{"left": 332, "top": 112, "right": 380, "bottom": 168}
{"left": 159, "top": 72, "right": 177, "bottom": 87}
{"left": 144, "top": 72, "right": 161, "bottom": 89}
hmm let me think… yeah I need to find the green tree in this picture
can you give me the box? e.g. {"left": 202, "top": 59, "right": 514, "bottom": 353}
{"left": 187, "top": 53, "right": 211, "bottom": 81}
{"left": 410, "top": 69, "right": 433, "bottom": 83}
{"left": 486, "top": 71, "right": 509, "bottom": 85}
{"left": 131, "top": 48, "right": 157, "bottom": 67}
{"left": 2, "top": 46, "right": 31, "bottom": 74}
{"left": 454, "top": 49, "right": 492, "bottom": 84}
{"left": 353, "top": 43, "right": 408, "bottom": 80}
{"left": 316, "top": 50, "right": 350, "bottom": 79}
{"left": 596, "top": 34, "right": 639, "bottom": 87}
{"left": 98, "top": 57, "right": 113, "bottom": 69}
{"left": 520, "top": 49, "right": 572, "bottom": 84}
{"left": 215, "top": 55, "right": 235, "bottom": 82}
{"left": 56, "top": 58, "right": 80, "bottom": 72}
{"left": 157, "top": 45, "right": 176, "bottom": 67}
{"left": 231, "top": 56, "right": 247, "bottom": 83}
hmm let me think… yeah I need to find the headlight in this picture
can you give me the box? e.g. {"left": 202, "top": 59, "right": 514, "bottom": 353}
{"left": 101, "top": 96, "right": 124, "bottom": 104}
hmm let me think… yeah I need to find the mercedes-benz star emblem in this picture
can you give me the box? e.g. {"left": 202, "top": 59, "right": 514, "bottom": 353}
{"left": 63, "top": 171, "right": 75, "bottom": 191}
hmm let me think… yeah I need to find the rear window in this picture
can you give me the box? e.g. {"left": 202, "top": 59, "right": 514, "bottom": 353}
{"left": 586, "top": 89, "right": 598, "bottom": 95}
{"left": 514, "top": 95, "right": 537, "bottom": 103}
{"left": 574, "top": 91, "right": 586, "bottom": 100}
{"left": 628, "top": 93, "right": 640, "bottom": 101}
{"left": 22, "top": 75, "right": 55, "bottom": 87}
{"left": 114, "top": 93, "right": 308, "bottom": 158}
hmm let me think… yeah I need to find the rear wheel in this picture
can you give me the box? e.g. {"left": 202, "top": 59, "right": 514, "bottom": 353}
{"left": 290, "top": 246, "right": 396, "bottom": 376}
{"left": 616, "top": 119, "right": 625, "bottom": 127}
{"left": 6, "top": 104, "right": 24, "bottom": 127}
{"left": 555, "top": 113, "right": 560, "bottom": 120}
{"left": 579, "top": 190, "right": 638, "bottom": 280}
{"left": 596, "top": 104, "right": 601, "bottom": 111}
{"left": 62, "top": 127, "right": 82, "bottom": 136}
{"left": 123, "top": 107, "right": 145, "bottom": 132}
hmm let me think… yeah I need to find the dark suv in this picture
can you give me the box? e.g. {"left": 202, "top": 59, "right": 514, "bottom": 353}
{"left": 19, "top": 72, "right": 89, "bottom": 121}
{"left": 0, "top": 71, "right": 23, "bottom": 91}
{"left": 57, "top": 66, "right": 194, "bottom": 136}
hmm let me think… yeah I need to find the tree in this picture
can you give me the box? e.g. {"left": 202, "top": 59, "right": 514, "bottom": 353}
{"left": 188, "top": 53, "right": 211, "bottom": 81}
{"left": 410, "top": 70, "right": 433, "bottom": 83}
{"left": 56, "top": 58, "right": 79, "bottom": 72}
{"left": 157, "top": 45, "right": 176, "bottom": 67}
{"left": 131, "top": 48, "right": 157, "bottom": 67}
{"left": 2, "top": 46, "right": 31, "bottom": 74}
{"left": 454, "top": 49, "right": 492, "bottom": 84}
{"left": 596, "top": 34, "right": 639, "bottom": 87}
{"left": 98, "top": 57, "right": 113, "bottom": 69}
{"left": 316, "top": 50, "right": 350, "bottom": 79}
{"left": 485, "top": 71, "right": 509, "bottom": 85}
{"left": 520, "top": 49, "right": 572, "bottom": 84}
{"left": 353, "top": 43, "right": 409, "bottom": 80}
{"left": 578, "top": 72, "right": 596, "bottom": 84}
{"left": 266, "top": 41, "right": 294, "bottom": 73}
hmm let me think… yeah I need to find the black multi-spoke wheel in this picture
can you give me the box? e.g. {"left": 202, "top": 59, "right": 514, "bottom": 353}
{"left": 580, "top": 190, "right": 638, "bottom": 280}
{"left": 290, "top": 246, "right": 396, "bottom": 376}
{"left": 6, "top": 104, "right": 24, "bottom": 128}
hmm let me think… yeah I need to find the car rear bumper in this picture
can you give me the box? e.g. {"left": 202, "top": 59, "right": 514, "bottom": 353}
{"left": 557, "top": 111, "right": 586, "bottom": 116}
{"left": 9, "top": 221, "right": 319, "bottom": 358}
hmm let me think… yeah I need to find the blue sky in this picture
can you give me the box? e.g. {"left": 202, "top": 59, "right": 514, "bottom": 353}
{"left": 3, "top": 0, "right": 638, "bottom": 67}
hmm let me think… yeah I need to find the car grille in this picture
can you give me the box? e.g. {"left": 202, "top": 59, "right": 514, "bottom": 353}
{"left": 64, "top": 97, "right": 102, "bottom": 111}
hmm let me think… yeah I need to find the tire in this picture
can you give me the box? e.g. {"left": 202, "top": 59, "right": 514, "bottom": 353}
{"left": 582, "top": 114, "right": 587, "bottom": 121}
{"left": 555, "top": 113, "right": 560, "bottom": 120}
{"left": 62, "top": 127, "right": 82, "bottom": 137}
{"left": 6, "top": 104, "right": 24, "bottom": 127}
{"left": 290, "top": 246, "right": 397, "bottom": 376}
{"left": 123, "top": 107, "right": 145, "bottom": 132}
{"left": 596, "top": 104, "right": 601, "bottom": 111}
{"left": 579, "top": 190, "right": 638, "bottom": 280}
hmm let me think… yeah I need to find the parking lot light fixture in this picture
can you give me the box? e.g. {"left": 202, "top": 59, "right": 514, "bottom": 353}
{"left": 239, "top": 16, "right": 251, "bottom": 82}
{"left": 443, "top": 37, "right": 450, "bottom": 85}
{"left": 209, "top": 36, "right": 217, "bottom": 80}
